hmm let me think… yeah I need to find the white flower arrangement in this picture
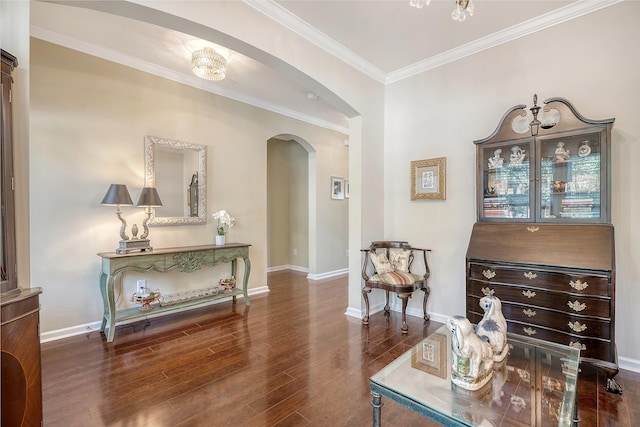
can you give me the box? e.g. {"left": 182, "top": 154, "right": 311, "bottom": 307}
{"left": 212, "top": 210, "right": 236, "bottom": 236}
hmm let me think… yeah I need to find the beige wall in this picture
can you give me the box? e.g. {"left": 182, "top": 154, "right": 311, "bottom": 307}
{"left": 267, "top": 138, "right": 310, "bottom": 270}
{"left": 384, "top": 2, "right": 640, "bottom": 364}
{"left": 29, "top": 39, "right": 348, "bottom": 333}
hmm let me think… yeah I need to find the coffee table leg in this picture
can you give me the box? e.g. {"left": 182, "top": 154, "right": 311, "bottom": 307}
{"left": 371, "top": 390, "right": 382, "bottom": 427}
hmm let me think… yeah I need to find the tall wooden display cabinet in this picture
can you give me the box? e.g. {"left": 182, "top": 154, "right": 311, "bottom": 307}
{"left": 466, "top": 95, "right": 621, "bottom": 393}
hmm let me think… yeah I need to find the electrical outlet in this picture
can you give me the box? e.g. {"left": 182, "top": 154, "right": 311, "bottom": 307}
{"left": 293, "top": 248, "right": 298, "bottom": 256}
{"left": 137, "top": 279, "right": 147, "bottom": 293}
{"left": 346, "top": 250, "right": 349, "bottom": 257}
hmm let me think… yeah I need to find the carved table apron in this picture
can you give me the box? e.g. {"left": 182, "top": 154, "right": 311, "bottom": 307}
{"left": 98, "top": 243, "right": 251, "bottom": 342}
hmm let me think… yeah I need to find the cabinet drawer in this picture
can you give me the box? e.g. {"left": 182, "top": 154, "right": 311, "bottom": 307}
{"left": 507, "top": 322, "right": 613, "bottom": 362}
{"left": 467, "top": 312, "right": 612, "bottom": 362}
{"left": 467, "top": 296, "right": 611, "bottom": 339}
{"left": 468, "top": 263, "right": 611, "bottom": 296}
{"left": 468, "top": 280, "right": 611, "bottom": 318}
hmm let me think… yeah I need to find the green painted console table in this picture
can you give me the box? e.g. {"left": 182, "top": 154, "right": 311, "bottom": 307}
{"left": 98, "top": 243, "right": 251, "bottom": 342}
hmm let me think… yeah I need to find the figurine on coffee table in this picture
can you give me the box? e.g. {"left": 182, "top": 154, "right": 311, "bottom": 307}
{"left": 447, "top": 316, "right": 494, "bottom": 390}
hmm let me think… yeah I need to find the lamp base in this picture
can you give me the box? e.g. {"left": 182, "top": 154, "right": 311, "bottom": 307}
{"left": 116, "top": 239, "right": 153, "bottom": 254}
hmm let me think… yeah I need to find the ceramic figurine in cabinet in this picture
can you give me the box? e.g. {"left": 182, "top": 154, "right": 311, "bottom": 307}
{"left": 476, "top": 296, "right": 509, "bottom": 362}
{"left": 488, "top": 148, "right": 504, "bottom": 169}
{"left": 554, "top": 142, "right": 570, "bottom": 163}
{"left": 447, "top": 316, "right": 494, "bottom": 391}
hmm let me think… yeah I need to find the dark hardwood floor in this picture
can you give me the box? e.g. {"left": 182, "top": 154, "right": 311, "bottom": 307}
{"left": 41, "top": 270, "right": 639, "bottom": 426}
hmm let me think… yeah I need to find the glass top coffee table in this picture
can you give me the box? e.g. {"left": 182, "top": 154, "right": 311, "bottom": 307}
{"left": 370, "top": 325, "right": 580, "bottom": 426}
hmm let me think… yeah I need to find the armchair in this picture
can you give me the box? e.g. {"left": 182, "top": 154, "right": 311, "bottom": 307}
{"left": 361, "top": 241, "right": 431, "bottom": 333}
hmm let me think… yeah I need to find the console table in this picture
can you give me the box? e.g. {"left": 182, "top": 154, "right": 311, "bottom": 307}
{"left": 98, "top": 243, "right": 251, "bottom": 342}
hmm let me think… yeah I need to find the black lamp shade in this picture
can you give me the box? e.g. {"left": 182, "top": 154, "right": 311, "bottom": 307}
{"left": 137, "top": 187, "right": 163, "bottom": 207}
{"left": 101, "top": 184, "right": 133, "bottom": 206}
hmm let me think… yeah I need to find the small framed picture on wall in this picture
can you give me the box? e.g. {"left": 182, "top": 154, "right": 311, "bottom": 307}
{"left": 331, "top": 176, "right": 344, "bottom": 200}
{"left": 411, "top": 157, "right": 446, "bottom": 200}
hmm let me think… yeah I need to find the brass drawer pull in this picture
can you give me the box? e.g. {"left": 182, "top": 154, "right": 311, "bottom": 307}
{"left": 523, "top": 308, "right": 536, "bottom": 317}
{"left": 523, "top": 327, "right": 537, "bottom": 336}
{"left": 527, "top": 226, "right": 539, "bottom": 233}
{"left": 482, "top": 269, "right": 496, "bottom": 280}
{"left": 568, "top": 321, "right": 587, "bottom": 333}
{"left": 524, "top": 272, "right": 537, "bottom": 280}
{"left": 481, "top": 287, "right": 495, "bottom": 296}
{"left": 569, "top": 341, "right": 587, "bottom": 351}
{"left": 567, "top": 300, "right": 587, "bottom": 312}
{"left": 569, "top": 279, "right": 588, "bottom": 291}
{"left": 522, "top": 290, "right": 536, "bottom": 298}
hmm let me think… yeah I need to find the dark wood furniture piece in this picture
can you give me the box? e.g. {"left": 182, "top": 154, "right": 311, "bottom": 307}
{"left": 1, "top": 49, "right": 18, "bottom": 295}
{"left": 98, "top": 243, "right": 251, "bottom": 342}
{"left": 1, "top": 50, "right": 44, "bottom": 425}
{"left": 467, "top": 95, "right": 620, "bottom": 393}
{"left": 1, "top": 288, "right": 43, "bottom": 426}
{"left": 361, "top": 241, "right": 431, "bottom": 333}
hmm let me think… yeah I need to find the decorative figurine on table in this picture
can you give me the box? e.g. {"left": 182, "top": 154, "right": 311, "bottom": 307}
{"left": 446, "top": 316, "right": 494, "bottom": 391}
{"left": 554, "top": 142, "right": 570, "bottom": 163}
{"left": 476, "top": 295, "right": 509, "bottom": 362}
{"left": 488, "top": 148, "right": 504, "bottom": 169}
{"left": 131, "top": 288, "right": 161, "bottom": 312}
{"left": 509, "top": 145, "right": 525, "bottom": 166}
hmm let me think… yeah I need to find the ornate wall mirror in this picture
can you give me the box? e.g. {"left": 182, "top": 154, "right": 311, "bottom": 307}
{"left": 144, "top": 135, "right": 207, "bottom": 225}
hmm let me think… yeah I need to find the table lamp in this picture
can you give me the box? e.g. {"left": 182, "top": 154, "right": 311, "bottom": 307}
{"left": 136, "top": 187, "right": 163, "bottom": 252}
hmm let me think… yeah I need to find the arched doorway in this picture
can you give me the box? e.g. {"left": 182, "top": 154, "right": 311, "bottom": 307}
{"left": 267, "top": 135, "right": 316, "bottom": 274}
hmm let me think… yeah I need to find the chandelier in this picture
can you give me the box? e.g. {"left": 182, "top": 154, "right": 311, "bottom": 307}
{"left": 192, "top": 48, "right": 226, "bottom": 81}
{"left": 409, "top": 0, "right": 475, "bottom": 22}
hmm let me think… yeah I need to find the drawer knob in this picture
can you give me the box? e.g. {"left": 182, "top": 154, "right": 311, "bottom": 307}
{"left": 522, "top": 290, "right": 536, "bottom": 298}
{"left": 523, "top": 327, "right": 537, "bottom": 336}
{"left": 481, "top": 287, "right": 495, "bottom": 296}
{"left": 524, "top": 272, "right": 537, "bottom": 280}
{"left": 482, "top": 269, "right": 496, "bottom": 280}
{"left": 526, "top": 226, "right": 539, "bottom": 233}
{"left": 567, "top": 300, "right": 587, "bottom": 312}
{"left": 523, "top": 308, "right": 537, "bottom": 317}
{"left": 568, "top": 321, "right": 587, "bottom": 333}
{"left": 569, "top": 279, "right": 589, "bottom": 291}
{"left": 569, "top": 341, "right": 587, "bottom": 351}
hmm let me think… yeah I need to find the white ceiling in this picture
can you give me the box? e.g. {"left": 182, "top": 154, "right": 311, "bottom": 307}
{"left": 30, "top": 0, "right": 619, "bottom": 134}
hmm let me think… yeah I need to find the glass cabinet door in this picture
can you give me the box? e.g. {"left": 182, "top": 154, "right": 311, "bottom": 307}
{"left": 480, "top": 140, "right": 533, "bottom": 220}
{"left": 538, "top": 132, "right": 603, "bottom": 221}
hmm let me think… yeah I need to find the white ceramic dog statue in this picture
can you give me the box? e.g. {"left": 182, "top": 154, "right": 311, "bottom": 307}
{"left": 446, "top": 315, "right": 494, "bottom": 390}
{"left": 476, "top": 295, "right": 509, "bottom": 362}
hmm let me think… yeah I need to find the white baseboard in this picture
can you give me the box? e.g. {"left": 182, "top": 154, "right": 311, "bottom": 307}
{"left": 619, "top": 356, "right": 640, "bottom": 373}
{"left": 267, "top": 264, "right": 309, "bottom": 273}
{"left": 40, "top": 285, "right": 270, "bottom": 343}
{"left": 307, "top": 268, "right": 348, "bottom": 281}
{"left": 266, "top": 265, "right": 346, "bottom": 280}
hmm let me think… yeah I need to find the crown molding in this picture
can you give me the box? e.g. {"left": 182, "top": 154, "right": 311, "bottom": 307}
{"left": 242, "top": 0, "right": 388, "bottom": 84}
{"left": 30, "top": 25, "right": 349, "bottom": 135}
{"left": 244, "top": 0, "right": 621, "bottom": 85}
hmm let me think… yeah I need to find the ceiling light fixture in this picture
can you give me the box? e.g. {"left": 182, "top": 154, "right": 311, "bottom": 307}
{"left": 192, "top": 48, "right": 226, "bottom": 81}
{"left": 409, "top": 0, "right": 475, "bottom": 22}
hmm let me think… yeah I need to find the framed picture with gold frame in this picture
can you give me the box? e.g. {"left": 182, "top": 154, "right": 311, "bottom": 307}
{"left": 411, "top": 157, "right": 446, "bottom": 200}
{"left": 411, "top": 331, "right": 447, "bottom": 378}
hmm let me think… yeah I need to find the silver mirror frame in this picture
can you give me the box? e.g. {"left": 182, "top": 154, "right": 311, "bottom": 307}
{"left": 144, "top": 135, "right": 207, "bottom": 226}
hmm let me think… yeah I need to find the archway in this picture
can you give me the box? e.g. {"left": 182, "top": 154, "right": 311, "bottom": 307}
{"left": 267, "top": 135, "right": 316, "bottom": 275}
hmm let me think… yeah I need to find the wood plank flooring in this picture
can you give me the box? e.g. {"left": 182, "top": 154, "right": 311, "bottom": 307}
{"left": 41, "top": 270, "right": 640, "bottom": 426}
